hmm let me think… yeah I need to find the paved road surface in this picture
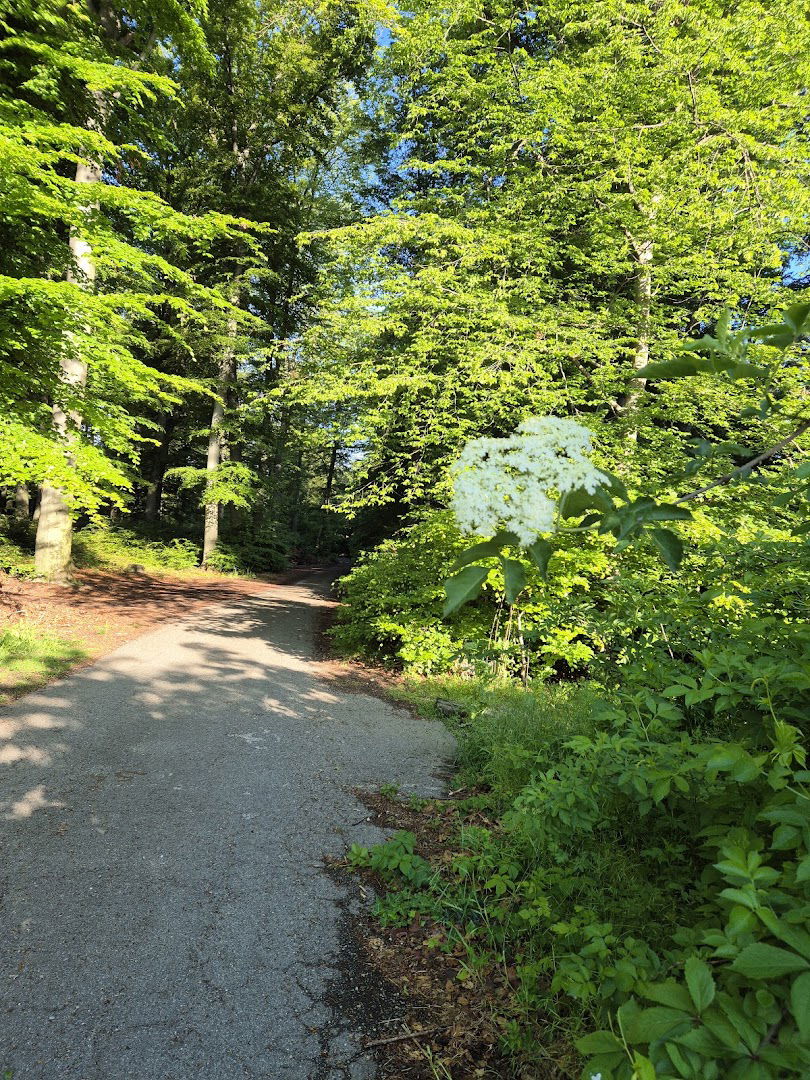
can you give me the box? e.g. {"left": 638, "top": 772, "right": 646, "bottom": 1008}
{"left": 0, "top": 575, "right": 455, "bottom": 1079}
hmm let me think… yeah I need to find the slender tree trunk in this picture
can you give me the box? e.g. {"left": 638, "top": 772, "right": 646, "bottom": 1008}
{"left": 13, "top": 485, "right": 30, "bottom": 521}
{"left": 202, "top": 318, "right": 238, "bottom": 565}
{"left": 144, "top": 412, "right": 176, "bottom": 522}
{"left": 631, "top": 237, "right": 653, "bottom": 381}
{"left": 288, "top": 449, "right": 305, "bottom": 538}
{"left": 614, "top": 231, "right": 653, "bottom": 431}
{"left": 314, "top": 443, "right": 339, "bottom": 553}
{"left": 34, "top": 158, "right": 97, "bottom": 580}
{"left": 323, "top": 443, "right": 338, "bottom": 505}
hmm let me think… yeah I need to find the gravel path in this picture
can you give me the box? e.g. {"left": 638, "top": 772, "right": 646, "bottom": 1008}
{"left": 0, "top": 574, "right": 455, "bottom": 1079}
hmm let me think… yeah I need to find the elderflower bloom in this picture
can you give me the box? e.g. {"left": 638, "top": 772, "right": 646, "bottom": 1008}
{"left": 451, "top": 416, "right": 606, "bottom": 546}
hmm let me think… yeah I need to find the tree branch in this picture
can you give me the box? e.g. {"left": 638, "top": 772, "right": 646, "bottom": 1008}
{"left": 675, "top": 417, "right": 810, "bottom": 504}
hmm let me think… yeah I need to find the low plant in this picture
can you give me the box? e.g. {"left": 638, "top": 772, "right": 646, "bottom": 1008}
{"left": 0, "top": 623, "right": 87, "bottom": 701}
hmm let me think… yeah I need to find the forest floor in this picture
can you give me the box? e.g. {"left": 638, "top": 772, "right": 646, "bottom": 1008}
{"left": 0, "top": 568, "right": 290, "bottom": 704}
{"left": 0, "top": 571, "right": 455, "bottom": 1078}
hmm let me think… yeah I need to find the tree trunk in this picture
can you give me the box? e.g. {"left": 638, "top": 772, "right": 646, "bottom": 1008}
{"left": 202, "top": 393, "right": 225, "bottom": 565}
{"left": 13, "top": 485, "right": 30, "bottom": 521}
{"left": 34, "top": 158, "right": 97, "bottom": 581}
{"left": 202, "top": 318, "right": 238, "bottom": 566}
{"left": 144, "top": 412, "right": 176, "bottom": 522}
{"left": 314, "top": 443, "right": 339, "bottom": 553}
{"left": 615, "top": 233, "right": 653, "bottom": 429}
{"left": 323, "top": 443, "right": 338, "bottom": 506}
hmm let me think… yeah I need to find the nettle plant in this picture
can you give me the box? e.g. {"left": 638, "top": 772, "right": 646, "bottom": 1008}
{"left": 443, "top": 303, "right": 810, "bottom": 1080}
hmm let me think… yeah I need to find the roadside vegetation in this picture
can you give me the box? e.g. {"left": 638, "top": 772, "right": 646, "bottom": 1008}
{"left": 341, "top": 315, "right": 810, "bottom": 1080}
{"left": 3, "top": 2, "right": 810, "bottom": 1078}
{"left": 0, "top": 622, "right": 87, "bottom": 704}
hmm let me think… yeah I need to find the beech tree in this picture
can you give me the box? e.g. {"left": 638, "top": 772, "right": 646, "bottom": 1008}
{"left": 298, "top": 0, "right": 810, "bottom": 520}
{"left": 0, "top": 0, "right": 252, "bottom": 578}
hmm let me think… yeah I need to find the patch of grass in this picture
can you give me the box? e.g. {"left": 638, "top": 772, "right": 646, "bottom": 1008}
{"left": 390, "top": 674, "right": 597, "bottom": 800}
{"left": 0, "top": 622, "right": 88, "bottom": 702}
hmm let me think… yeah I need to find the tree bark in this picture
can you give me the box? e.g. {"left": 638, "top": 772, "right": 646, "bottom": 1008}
{"left": 13, "top": 485, "right": 30, "bottom": 521}
{"left": 34, "top": 157, "right": 97, "bottom": 581}
{"left": 202, "top": 318, "right": 238, "bottom": 565}
{"left": 615, "top": 233, "right": 653, "bottom": 431}
{"left": 144, "top": 412, "right": 176, "bottom": 522}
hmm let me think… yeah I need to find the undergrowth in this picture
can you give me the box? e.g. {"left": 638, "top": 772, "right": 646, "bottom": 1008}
{"left": 0, "top": 518, "right": 288, "bottom": 577}
{"left": 349, "top": 659, "right": 810, "bottom": 1079}
{"left": 0, "top": 622, "right": 88, "bottom": 702}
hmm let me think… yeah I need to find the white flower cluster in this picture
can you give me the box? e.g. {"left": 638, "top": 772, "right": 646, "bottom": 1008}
{"left": 451, "top": 416, "right": 606, "bottom": 546}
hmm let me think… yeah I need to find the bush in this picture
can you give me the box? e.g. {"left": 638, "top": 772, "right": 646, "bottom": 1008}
{"left": 206, "top": 531, "right": 289, "bottom": 574}
{"left": 352, "top": 603, "right": 810, "bottom": 1076}
{"left": 73, "top": 525, "right": 201, "bottom": 571}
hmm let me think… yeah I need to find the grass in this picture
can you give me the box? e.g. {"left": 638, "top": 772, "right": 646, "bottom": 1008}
{"left": 389, "top": 673, "right": 598, "bottom": 800}
{"left": 0, "top": 622, "right": 88, "bottom": 703}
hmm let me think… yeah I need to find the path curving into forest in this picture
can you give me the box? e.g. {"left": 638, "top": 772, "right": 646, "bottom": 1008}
{"left": 0, "top": 573, "right": 455, "bottom": 1079}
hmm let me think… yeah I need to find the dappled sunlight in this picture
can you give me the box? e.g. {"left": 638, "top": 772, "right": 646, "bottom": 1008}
{"left": 0, "top": 743, "right": 61, "bottom": 765}
{"left": 3, "top": 784, "right": 65, "bottom": 819}
{"left": 0, "top": 573, "right": 454, "bottom": 1078}
{"left": 0, "top": 582, "right": 445, "bottom": 836}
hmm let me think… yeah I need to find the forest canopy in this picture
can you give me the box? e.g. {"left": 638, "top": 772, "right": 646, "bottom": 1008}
{"left": 2, "top": 1, "right": 810, "bottom": 1077}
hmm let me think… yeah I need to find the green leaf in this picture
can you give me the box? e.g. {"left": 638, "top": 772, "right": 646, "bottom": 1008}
{"left": 527, "top": 537, "right": 553, "bottom": 577}
{"left": 674, "top": 1024, "right": 724, "bottom": 1057}
{"left": 450, "top": 531, "right": 517, "bottom": 571}
{"left": 631, "top": 1052, "right": 658, "bottom": 1080}
{"left": 600, "top": 470, "right": 629, "bottom": 501}
{"left": 644, "top": 504, "right": 693, "bottom": 523}
{"left": 637, "top": 357, "right": 701, "bottom": 379}
{"left": 782, "top": 301, "right": 810, "bottom": 334}
{"left": 442, "top": 565, "right": 490, "bottom": 616}
{"left": 559, "top": 486, "right": 612, "bottom": 518}
{"left": 629, "top": 1006, "right": 692, "bottom": 1043}
{"left": 791, "top": 971, "right": 810, "bottom": 1039}
{"left": 575, "top": 1030, "right": 624, "bottom": 1054}
{"left": 500, "top": 556, "right": 527, "bottom": 604}
{"left": 639, "top": 980, "right": 694, "bottom": 1013}
{"left": 651, "top": 528, "right": 684, "bottom": 571}
{"left": 684, "top": 956, "right": 715, "bottom": 1013}
{"left": 731, "top": 943, "right": 810, "bottom": 979}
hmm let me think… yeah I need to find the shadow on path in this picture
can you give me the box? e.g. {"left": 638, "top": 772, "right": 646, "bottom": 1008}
{"left": 0, "top": 579, "right": 455, "bottom": 1080}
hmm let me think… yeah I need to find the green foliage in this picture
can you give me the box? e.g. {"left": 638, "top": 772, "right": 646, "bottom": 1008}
{"left": 72, "top": 525, "right": 200, "bottom": 571}
{"left": 0, "top": 0, "right": 256, "bottom": 512}
{"left": 357, "top": 643, "right": 810, "bottom": 1076}
{"left": 299, "top": 0, "right": 810, "bottom": 525}
{"left": 202, "top": 533, "right": 288, "bottom": 575}
{"left": 0, "top": 621, "right": 87, "bottom": 702}
{"left": 348, "top": 830, "right": 433, "bottom": 888}
{"left": 339, "top": 302, "right": 810, "bottom": 1075}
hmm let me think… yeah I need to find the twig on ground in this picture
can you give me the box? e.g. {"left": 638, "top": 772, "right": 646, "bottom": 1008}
{"left": 364, "top": 1025, "right": 446, "bottom": 1049}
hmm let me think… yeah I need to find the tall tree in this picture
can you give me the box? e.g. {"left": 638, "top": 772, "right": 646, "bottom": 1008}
{"left": 0, "top": 0, "right": 252, "bottom": 578}
{"left": 298, "top": 0, "right": 810, "bottom": 527}
{"left": 144, "top": 0, "right": 377, "bottom": 563}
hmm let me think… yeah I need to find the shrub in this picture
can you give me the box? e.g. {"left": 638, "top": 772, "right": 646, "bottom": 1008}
{"left": 73, "top": 526, "right": 201, "bottom": 571}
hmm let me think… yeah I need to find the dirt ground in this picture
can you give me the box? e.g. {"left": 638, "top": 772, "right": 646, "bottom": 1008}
{"left": 0, "top": 568, "right": 286, "bottom": 671}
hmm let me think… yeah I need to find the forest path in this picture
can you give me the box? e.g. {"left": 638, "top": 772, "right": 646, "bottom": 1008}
{"left": 0, "top": 573, "right": 455, "bottom": 1079}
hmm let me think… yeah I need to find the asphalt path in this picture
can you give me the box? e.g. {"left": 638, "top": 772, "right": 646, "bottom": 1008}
{"left": 0, "top": 574, "right": 455, "bottom": 1079}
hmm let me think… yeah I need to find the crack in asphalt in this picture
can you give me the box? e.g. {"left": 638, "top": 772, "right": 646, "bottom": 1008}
{"left": 0, "top": 573, "right": 455, "bottom": 1078}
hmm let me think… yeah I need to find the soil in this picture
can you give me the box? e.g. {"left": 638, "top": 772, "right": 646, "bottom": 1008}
{"left": 338, "top": 791, "right": 536, "bottom": 1080}
{"left": 0, "top": 568, "right": 303, "bottom": 699}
